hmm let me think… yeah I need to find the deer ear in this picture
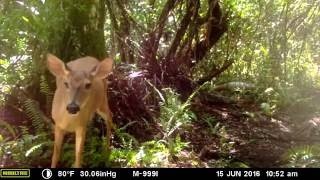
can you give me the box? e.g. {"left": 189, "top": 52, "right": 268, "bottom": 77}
{"left": 91, "top": 58, "right": 113, "bottom": 79}
{"left": 47, "top": 54, "right": 69, "bottom": 77}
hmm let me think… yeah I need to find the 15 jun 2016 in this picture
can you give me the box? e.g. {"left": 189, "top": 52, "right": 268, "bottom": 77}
{"left": 216, "top": 170, "right": 261, "bottom": 178}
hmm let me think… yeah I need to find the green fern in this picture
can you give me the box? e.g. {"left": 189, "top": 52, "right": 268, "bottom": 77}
{"left": 22, "top": 98, "right": 45, "bottom": 134}
{"left": 25, "top": 143, "right": 45, "bottom": 157}
{"left": 40, "top": 75, "right": 53, "bottom": 114}
{"left": 40, "top": 75, "right": 51, "bottom": 95}
{"left": 19, "top": 125, "right": 30, "bottom": 140}
{"left": 159, "top": 88, "right": 195, "bottom": 139}
{"left": 285, "top": 145, "right": 320, "bottom": 167}
{"left": 115, "top": 121, "right": 139, "bottom": 149}
{"left": 0, "top": 119, "right": 17, "bottom": 138}
{"left": 158, "top": 82, "right": 208, "bottom": 140}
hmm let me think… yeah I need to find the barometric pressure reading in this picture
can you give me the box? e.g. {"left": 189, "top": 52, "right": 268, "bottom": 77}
{"left": 80, "top": 170, "right": 117, "bottom": 178}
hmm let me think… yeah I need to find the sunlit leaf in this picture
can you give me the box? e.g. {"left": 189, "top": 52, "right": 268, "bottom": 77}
{"left": 25, "top": 143, "right": 44, "bottom": 157}
{"left": 21, "top": 16, "right": 29, "bottom": 23}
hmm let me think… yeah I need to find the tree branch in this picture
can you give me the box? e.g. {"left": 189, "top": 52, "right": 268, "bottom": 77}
{"left": 150, "top": 0, "right": 177, "bottom": 57}
{"left": 197, "top": 59, "right": 234, "bottom": 85}
{"left": 165, "top": 0, "right": 197, "bottom": 62}
{"left": 191, "top": 0, "right": 227, "bottom": 65}
{"left": 115, "top": 0, "right": 146, "bottom": 33}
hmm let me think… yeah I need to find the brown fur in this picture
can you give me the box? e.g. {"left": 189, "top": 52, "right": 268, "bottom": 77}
{"left": 47, "top": 54, "right": 113, "bottom": 168}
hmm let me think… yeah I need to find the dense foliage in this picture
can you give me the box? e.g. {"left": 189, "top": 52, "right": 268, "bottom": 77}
{"left": 1, "top": 0, "right": 320, "bottom": 168}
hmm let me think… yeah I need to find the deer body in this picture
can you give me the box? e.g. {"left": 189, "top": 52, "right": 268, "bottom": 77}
{"left": 47, "top": 54, "right": 113, "bottom": 168}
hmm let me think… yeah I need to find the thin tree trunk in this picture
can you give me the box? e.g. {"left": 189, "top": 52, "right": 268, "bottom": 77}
{"left": 59, "top": 0, "right": 107, "bottom": 61}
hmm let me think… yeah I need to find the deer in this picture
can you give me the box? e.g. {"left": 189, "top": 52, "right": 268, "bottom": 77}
{"left": 47, "top": 54, "right": 113, "bottom": 168}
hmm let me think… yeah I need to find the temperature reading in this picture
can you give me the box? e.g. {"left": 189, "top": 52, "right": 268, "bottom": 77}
{"left": 58, "top": 171, "right": 74, "bottom": 177}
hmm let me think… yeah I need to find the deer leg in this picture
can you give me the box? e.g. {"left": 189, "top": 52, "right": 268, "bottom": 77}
{"left": 75, "top": 127, "right": 86, "bottom": 168}
{"left": 97, "top": 102, "right": 113, "bottom": 151}
{"left": 51, "top": 126, "right": 65, "bottom": 168}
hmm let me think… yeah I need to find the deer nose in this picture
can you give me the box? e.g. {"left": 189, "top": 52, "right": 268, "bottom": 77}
{"left": 66, "top": 102, "right": 80, "bottom": 114}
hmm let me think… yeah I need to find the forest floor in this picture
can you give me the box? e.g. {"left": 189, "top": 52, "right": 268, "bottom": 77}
{"left": 180, "top": 91, "right": 320, "bottom": 167}
{"left": 1, "top": 90, "right": 320, "bottom": 168}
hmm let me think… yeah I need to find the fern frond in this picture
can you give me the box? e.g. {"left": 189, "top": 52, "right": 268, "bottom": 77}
{"left": 0, "top": 119, "right": 17, "bottom": 138}
{"left": 22, "top": 98, "right": 45, "bottom": 134}
{"left": 40, "top": 75, "right": 54, "bottom": 114}
{"left": 25, "top": 143, "right": 45, "bottom": 157}
{"left": 40, "top": 75, "right": 51, "bottom": 95}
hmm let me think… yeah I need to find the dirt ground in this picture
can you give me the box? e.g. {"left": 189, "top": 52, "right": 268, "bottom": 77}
{"left": 183, "top": 92, "right": 320, "bottom": 167}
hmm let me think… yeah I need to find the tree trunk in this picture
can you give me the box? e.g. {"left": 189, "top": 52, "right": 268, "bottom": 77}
{"left": 56, "top": 0, "right": 107, "bottom": 61}
{"left": 140, "top": 0, "right": 228, "bottom": 98}
{"left": 43, "top": 0, "right": 107, "bottom": 111}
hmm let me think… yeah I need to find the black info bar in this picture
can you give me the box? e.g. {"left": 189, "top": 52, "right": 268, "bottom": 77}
{"left": 0, "top": 168, "right": 318, "bottom": 179}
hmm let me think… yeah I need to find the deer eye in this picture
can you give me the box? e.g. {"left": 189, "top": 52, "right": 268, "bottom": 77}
{"left": 64, "top": 82, "right": 69, "bottom": 88}
{"left": 85, "top": 83, "right": 91, "bottom": 89}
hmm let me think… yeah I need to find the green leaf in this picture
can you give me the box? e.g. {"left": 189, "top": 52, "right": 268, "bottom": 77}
{"left": 0, "top": 59, "right": 9, "bottom": 65}
{"left": 260, "top": 46, "right": 268, "bottom": 57}
{"left": 230, "top": 161, "right": 250, "bottom": 168}
{"left": 25, "top": 143, "right": 44, "bottom": 157}
{"left": 22, "top": 16, "right": 29, "bottom": 23}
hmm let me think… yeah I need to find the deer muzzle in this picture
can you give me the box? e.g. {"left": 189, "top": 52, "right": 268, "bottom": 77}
{"left": 66, "top": 102, "right": 80, "bottom": 114}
